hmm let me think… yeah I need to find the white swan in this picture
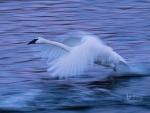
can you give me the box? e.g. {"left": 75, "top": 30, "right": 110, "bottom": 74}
{"left": 28, "top": 32, "right": 127, "bottom": 78}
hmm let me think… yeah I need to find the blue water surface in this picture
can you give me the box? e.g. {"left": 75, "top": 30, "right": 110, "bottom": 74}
{"left": 0, "top": 0, "right": 150, "bottom": 113}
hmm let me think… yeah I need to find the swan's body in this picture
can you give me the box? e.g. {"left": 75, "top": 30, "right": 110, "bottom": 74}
{"left": 28, "top": 32, "right": 127, "bottom": 78}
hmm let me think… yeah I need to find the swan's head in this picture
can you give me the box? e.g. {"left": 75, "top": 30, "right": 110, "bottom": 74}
{"left": 28, "top": 37, "right": 45, "bottom": 45}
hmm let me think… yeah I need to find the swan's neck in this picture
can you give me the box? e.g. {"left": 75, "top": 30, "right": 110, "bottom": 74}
{"left": 42, "top": 39, "right": 71, "bottom": 52}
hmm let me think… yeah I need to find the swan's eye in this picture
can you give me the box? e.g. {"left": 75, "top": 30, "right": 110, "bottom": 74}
{"left": 28, "top": 39, "right": 38, "bottom": 45}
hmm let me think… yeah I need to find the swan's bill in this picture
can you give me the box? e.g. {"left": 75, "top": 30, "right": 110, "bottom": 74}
{"left": 28, "top": 39, "right": 38, "bottom": 45}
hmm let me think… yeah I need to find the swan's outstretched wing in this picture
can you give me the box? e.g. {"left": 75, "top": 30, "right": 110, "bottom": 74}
{"left": 30, "top": 43, "right": 67, "bottom": 61}
{"left": 47, "top": 43, "right": 96, "bottom": 78}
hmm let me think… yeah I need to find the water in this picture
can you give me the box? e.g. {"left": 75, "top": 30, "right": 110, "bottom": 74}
{"left": 0, "top": 0, "right": 150, "bottom": 113}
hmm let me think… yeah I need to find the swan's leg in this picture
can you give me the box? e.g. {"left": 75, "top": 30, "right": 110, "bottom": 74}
{"left": 113, "top": 67, "right": 117, "bottom": 72}
{"left": 109, "top": 63, "right": 117, "bottom": 72}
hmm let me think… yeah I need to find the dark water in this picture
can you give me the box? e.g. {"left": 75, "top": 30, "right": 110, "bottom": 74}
{"left": 1, "top": 0, "right": 150, "bottom": 113}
